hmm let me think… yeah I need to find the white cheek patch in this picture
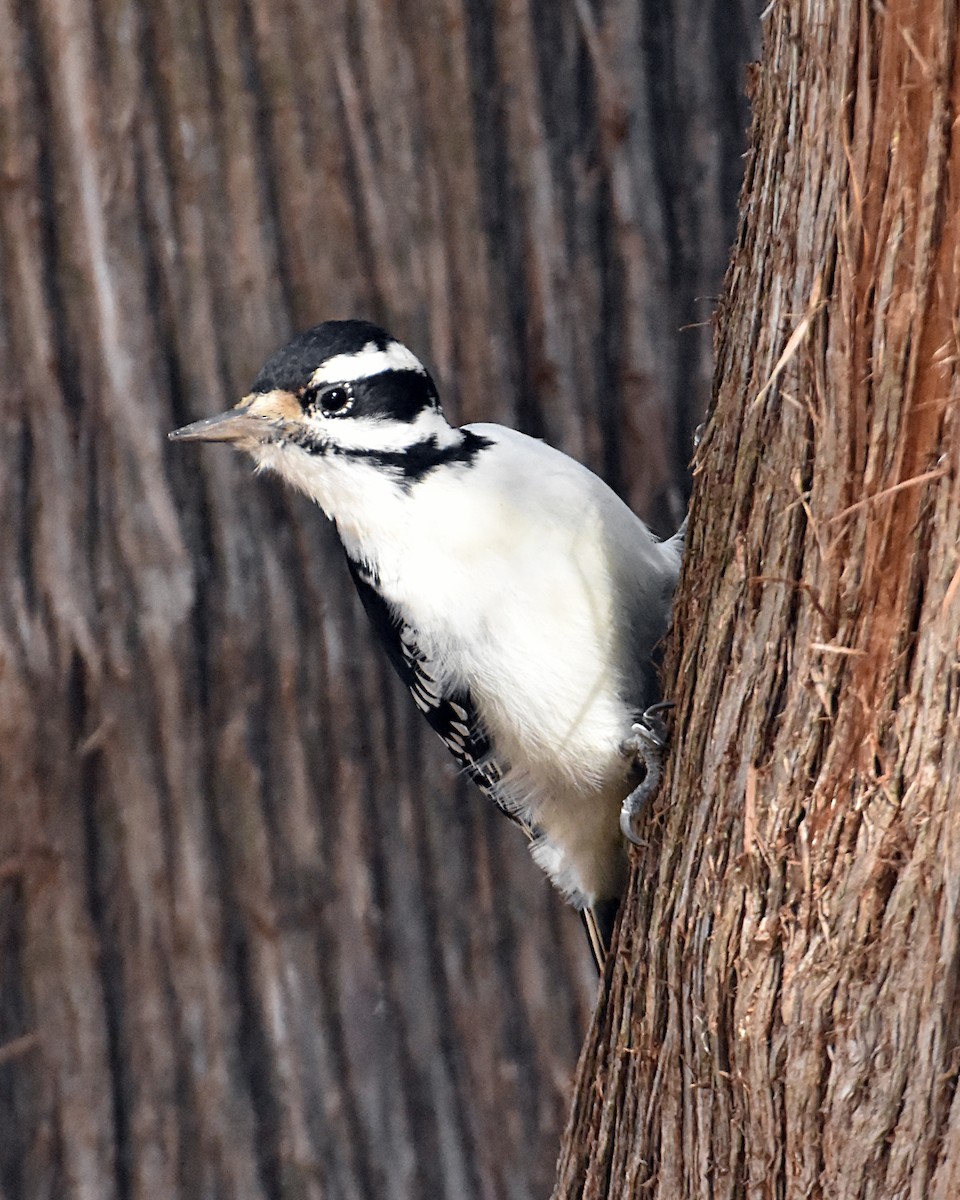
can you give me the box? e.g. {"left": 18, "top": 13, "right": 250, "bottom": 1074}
{"left": 309, "top": 340, "right": 427, "bottom": 386}
{"left": 299, "top": 408, "right": 460, "bottom": 454}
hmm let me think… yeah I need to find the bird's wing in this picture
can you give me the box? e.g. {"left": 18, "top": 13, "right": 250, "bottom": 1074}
{"left": 344, "top": 555, "right": 525, "bottom": 825}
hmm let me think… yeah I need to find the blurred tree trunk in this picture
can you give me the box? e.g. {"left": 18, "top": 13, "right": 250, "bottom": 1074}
{"left": 555, "top": 1, "right": 960, "bottom": 1197}
{"left": 0, "top": 1, "right": 759, "bottom": 1198}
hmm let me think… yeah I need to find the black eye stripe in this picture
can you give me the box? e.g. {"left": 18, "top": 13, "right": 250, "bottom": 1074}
{"left": 298, "top": 370, "right": 438, "bottom": 423}
{"left": 359, "top": 370, "right": 438, "bottom": 421}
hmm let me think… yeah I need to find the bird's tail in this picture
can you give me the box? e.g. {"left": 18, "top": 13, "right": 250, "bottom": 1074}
{"left": 581, "top": 898, "right": 621, "bottom": 972}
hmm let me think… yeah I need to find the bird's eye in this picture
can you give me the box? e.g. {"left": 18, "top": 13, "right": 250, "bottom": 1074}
{"left": 304, "top": 383, "right": 354, "bottom": 416}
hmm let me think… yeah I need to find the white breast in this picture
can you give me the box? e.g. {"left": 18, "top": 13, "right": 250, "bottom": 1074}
{"left": 378, "top": 426, "right": 671, "bottom": 798}
{"left": 260, "top": 420, "right": 679, "bottom": 906}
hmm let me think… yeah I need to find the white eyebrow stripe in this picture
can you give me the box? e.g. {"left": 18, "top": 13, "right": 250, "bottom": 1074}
{"left": 309, "top": 340, "right": 427, "bottom": 385}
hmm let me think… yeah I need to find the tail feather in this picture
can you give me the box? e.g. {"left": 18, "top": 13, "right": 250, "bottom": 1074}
{"left": 581, "top": 898, "right": 621, "bottom": 972}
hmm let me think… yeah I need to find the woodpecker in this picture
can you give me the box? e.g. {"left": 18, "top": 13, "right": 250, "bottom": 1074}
{"left": 170, "top": 320, "right": 683, "bottom": 965}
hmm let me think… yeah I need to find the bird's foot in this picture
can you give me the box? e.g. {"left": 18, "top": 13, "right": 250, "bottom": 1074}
{"left": 619, "top": 702, "right": 673, "bottom": 845}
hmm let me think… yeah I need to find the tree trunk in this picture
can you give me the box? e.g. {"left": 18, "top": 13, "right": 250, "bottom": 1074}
{"left": 555, "top": 2, "right": 960, "bottom": 1197}
{"left": 0, "top": 2, "right": 758, "bottom": 1198}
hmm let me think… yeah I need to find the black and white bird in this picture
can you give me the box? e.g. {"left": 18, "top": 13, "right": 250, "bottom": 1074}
{"left": 170, "top": 320, "right": 684, "bottom": 964}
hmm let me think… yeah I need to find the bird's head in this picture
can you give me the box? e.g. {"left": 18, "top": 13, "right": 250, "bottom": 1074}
{"left": 169, "top": 320, "right": 469, "bottom": 503}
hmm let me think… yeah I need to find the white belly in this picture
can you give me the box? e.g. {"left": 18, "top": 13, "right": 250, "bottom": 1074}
{"left": 331, "top": 426, "right": 672, "bottom": 906}
{"left": 388, "top": 476, "right": 640, "bottom": 903}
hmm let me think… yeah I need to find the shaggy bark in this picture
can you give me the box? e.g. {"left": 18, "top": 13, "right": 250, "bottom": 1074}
{"left": 0, "top": 2, "right": 757, "bottom": 1198}
{"left": 555, "top": 2, "right": 960, "bottom": 1197}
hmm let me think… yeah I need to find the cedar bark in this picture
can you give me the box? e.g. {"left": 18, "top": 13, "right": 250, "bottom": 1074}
{"left": 0, "top": 2, "right": 757, "bottom": 1199}
{"left": 555, "top": 1, "right": 960, "bottom": 1197}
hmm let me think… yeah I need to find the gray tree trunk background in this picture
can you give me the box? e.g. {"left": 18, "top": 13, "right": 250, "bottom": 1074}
{"left": 0, "top": 2, "right": 759, "bottom": 1198}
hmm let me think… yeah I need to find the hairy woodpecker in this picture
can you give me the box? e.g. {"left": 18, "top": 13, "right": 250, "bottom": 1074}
{"left": 170, "top": 320, "right": 683, "bottom": 965}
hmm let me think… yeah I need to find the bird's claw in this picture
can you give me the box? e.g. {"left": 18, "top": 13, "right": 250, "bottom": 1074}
{"left": 619, "top": 702, "right": 674, "bottom": 845}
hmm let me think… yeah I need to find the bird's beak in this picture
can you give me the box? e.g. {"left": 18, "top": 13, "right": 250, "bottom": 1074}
{"left": 169, "top": 400, "right": 268, "bottom": 447}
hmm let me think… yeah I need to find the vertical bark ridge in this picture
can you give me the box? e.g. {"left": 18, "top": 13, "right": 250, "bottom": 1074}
{"left": 555, "top": 3, "right": 960, "bottom": 1197}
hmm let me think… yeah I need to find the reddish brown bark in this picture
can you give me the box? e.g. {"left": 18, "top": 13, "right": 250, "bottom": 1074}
{"left": 555, "top": 2, "right": 960, "bottom": 1197}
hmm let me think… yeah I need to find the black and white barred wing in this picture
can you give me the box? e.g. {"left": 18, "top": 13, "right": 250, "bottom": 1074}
{"left": 345, "top": 557, "right": 508, "bottom": 806}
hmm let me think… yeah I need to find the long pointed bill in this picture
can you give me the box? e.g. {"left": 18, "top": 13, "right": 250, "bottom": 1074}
{"left": 168, "top": 402, "right": 267, "bottom": 447}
